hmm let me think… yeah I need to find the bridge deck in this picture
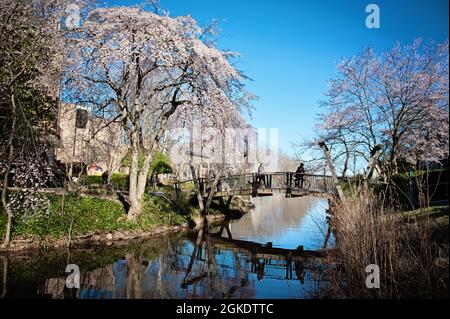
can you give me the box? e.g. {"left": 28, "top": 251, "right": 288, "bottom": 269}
{"left": 176, "top": 172, "right": 346, "bottom": 199}
{"left": 212, "top": 188, "right": 332, "bottom": 199}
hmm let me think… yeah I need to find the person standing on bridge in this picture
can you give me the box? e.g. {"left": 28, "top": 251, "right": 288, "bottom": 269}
{"left": 257, "top": 163, "right": 266, "bottom": 188}
{"left": 295, "top": 163, "right": 305, "bottom": 188}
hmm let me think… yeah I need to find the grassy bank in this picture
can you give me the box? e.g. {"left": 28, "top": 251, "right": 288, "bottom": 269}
{"left": 0, "top": 193, "right": 190, "bottom": 241}
{"left": 327, "top": 192, "right": 449, "bottom": 298}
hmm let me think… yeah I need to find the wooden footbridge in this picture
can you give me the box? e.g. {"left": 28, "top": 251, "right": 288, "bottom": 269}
{"left": 171, "top": 143, "right": 385, "bottom": 201}
{"left": 175, "top": 172, "right": 347, "bottom": 199}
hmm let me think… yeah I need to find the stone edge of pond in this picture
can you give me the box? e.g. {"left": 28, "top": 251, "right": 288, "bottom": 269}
{"left": 0, "top": 214, "right": 229, "bottom": 255}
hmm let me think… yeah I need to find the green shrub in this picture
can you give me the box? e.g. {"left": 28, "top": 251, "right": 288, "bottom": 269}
{"left": 139, "top": 194, "right": 188, "bottom": 228}
{"left": 150, "top": 152, "right": 173, "bottom": 175}
{"left": 122, "top": 150, "right": 173, "bottom": 175}
{"left": 80, "top": 175, "right": 102, "bottom": 186}
{"left": 111, "top": 173, "right": 129, "bottom": 190}
{"left": 339, "top": 178, "right": 365, "bottom": 195}
{"left": 0, "top": 192, "right": 189, "bottom": 241}
{"left": 390, "top": 169, "right": 449, "bottom": 209}
{"left": 79, "top": 173, "right": 129, "bottom": 191}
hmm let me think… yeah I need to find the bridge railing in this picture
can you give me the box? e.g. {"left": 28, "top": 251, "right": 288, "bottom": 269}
{"left": 307, "top": 174, "right": 336, "bottom": 193}
{"left": 174, "top": 172, "right": 341, "bottom": 196}
{"left": 271, "top": 173, "right": 337, "bottom": 194}
{"left": 219, "top": 174, "right": 254, "bottom": 192}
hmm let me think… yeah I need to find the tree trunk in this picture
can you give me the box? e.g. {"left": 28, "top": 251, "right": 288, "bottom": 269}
{"left": 127, "top": 137, "right": 141, "bottom": 220}
{"left": 341, "top": 141, "right": 350, "bottom": 178}
{"left": 126, "top": 109, "right": 172, "bottom": 220}
{"left": 136, "top": 152, "right": 153, "bottom": 200}
{"left": 203, "top": 173, "right": 222, "bottom": 215}
{"left": 390, "top": 137, "right": 399, "bottom": 176}
{"left": 190, "top": 163, "right": 205, "bottom": 213}
{"left": 127, "top": 200, "right": 142, "bottom": 221}
{"left": 319, "top": 141, "right": 346, "bottom": 204}
{"left": 390, "top": 152, "right": 398, "bottom": 177}
{"left": 127, "top": 150, "right": 155, "bottom": 220}
{"left": 1, "top": 93, "right": 17, "bottom": 249}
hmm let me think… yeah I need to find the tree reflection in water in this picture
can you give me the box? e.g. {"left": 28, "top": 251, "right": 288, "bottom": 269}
{"left": 1, "top": 255, "right": 8, "bottom": 298}
{"left": 3, "top": 196, "right": 331, "bottom": 299}
{"left": 33, "top": 231, "right": 327, "bottom": 299}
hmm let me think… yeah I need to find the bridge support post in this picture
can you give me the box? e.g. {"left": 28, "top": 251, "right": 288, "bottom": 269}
{"left": 218, "top": 196, "right": 234, "bottom": 210}
{"left": 226, "top": 196, "right": 233, "bottom": 209}
{"left": 174, "top": 183, "right": 181, "bottom": 201}
{"left": 285, "top": 172, "right": 292, "bottom": 198}
{"left": 199, "top": 178, "right": 205, "bottom": 197}
{"left": 252, "top": 173, "right": 258, "bottom": 197}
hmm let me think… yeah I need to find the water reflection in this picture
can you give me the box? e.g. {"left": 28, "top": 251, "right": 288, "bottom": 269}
{"left": 1, "top": 196, "right": 332, "bottom": 299}
{"left": 230, "top": 196, "right": 331, "bottom": 250}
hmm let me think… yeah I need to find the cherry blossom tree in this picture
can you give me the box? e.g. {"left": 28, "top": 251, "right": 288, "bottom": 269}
{"left": 171, "top": 94, "right": 253, "bottom": 218}
{"left": 64, "top": 6, "right": 254, "bottom": 219}
{"left": 308, "top": 39, "right": 449, "bottom": 179}
{"left": 376, "top": 40, "right": 448, "bottom": 173}
{"left": 0, "top": 0, "right": 84, "bottom": 247}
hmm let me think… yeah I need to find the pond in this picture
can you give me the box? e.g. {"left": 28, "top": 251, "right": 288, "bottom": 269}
{"left": 0, "top": 195, "right": 333, "bottom": 299}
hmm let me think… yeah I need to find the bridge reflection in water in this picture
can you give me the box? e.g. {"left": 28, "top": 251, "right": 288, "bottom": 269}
{"left": 184, "top": 229, "right": 326, "bottom": 284}
{"left": 1, "top": 197, "right": 332, "bottom": 299}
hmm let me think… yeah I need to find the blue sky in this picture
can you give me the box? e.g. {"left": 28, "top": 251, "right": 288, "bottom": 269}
{"left": 107, "top": 0, "right": 449, "bottom": 155}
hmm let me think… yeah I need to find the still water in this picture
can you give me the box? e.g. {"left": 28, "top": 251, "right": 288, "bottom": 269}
{"left": 1, "top": 196, "right": 333, "bottom": 299}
